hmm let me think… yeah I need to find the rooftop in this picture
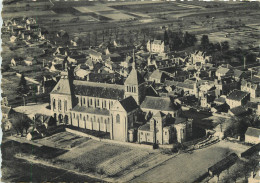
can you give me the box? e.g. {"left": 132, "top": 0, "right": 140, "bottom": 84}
{"left": 227, "top": 89, "right": 249, "bottom": 101}
{"left": 71, "top": 105, "right": 110, "bottom": 116}
{"left": 141, "top": 96, "right": 179, "bottom": 112}
{"left": 245, "top": 127, "right": 260, "bottom": 138}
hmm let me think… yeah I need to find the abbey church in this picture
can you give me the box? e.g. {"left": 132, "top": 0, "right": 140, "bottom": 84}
{"left": 50, "top": 65, "right": 192, "bottom": 144}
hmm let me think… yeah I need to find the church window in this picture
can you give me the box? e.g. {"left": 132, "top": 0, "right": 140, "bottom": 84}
{"left": 90, "top": 98, "right": 92, "bottom": 105}
{"left": 97, "top": 99, "right": 100, "bottom": 106}
{"left": 133, "top": 87, "right": 136, "bottom": 93}
{"left": 141, "top": 132, "right": 143, "bottom": 135}
{"left": 87, "top": 115, "right": 89, "bottom": 121}
{"left": 83, "top": 98, "right": 85, "bottom": 104}
{"left": 64, "top": 100, "right": 67, "bottom": 111}
{"left": 165, "top": 131, "right": 167, "bottom": 135}
{"left": 94, "top": 116, "right": 96, "bottom": 122}
{"left": 80, "top": 114, "right": 82, "bottom": 119}
{"left": 53, "top": 99, "right": 56, "bottom": 109}
{"left": 116, "top": 114, "right": 120, "bottom": 123}
{"left": 73, "top": 113, "right": 75, "bottom": 118}
{"left": 104, "top": 100, "right": 106, "bottom": 108}
{"left": 83, "top": 116, "right": 86, "bottom": 121}
{"left": 98, "top": 118, "right": 100, "bottom": 123}
{"left": 58, "top": 100, "right": 61, "bottom": 110}
{"left": 104, "top": 119, "right": 107, "bottom": 124}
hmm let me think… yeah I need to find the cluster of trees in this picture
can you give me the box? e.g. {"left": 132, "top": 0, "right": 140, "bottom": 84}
{"left": 200, "top": 35, "right": 229, "bottom": 53}
{"left": 16, "top": 74, "right": 29, "bottom": 98}
{"left": 219, "top": 114, "right": 260, "bottom": 138}
{"left": 163, "top": 30, "right": 197, "bottom": 51}
{"left": 10, "top": 112, "right": 31, "bottom": 137}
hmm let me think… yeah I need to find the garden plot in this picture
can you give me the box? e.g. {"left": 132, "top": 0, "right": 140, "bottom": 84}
{"left": 97, "top": 149, "right": 153, "bottom": 176}
{"left": 36, "top": 132, "right": 89, "bottom": 149}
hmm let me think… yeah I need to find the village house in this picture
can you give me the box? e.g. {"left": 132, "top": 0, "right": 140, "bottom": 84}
{"left": 189, "top": 51, "right": 212, "bottom": 65}
{"left": 226, "top": 89, "right": 250, "bottom": 108}
{"left": 149, "top": 70, "right": 171, "bottom": 84}
{"left": 241, "top": 80, "right": 260, "bottom": 99}
{"left": 147, "top": 40, "right": 170, "bottom": 54}
{"left": 245, "top": 127, "right": 260, "bottom": 144}
{"left": 216, "top": 67, "right": 234, "bottom": 80}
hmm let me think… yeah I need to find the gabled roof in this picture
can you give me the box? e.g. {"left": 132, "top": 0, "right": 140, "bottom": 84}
{"left": 51, "top": 72, "right": 72, "bottom": 95}
{"left": 72, "top": 105, "right": 110, "bottom": 116}
{"left": 229, "top": 106, "right": 247, "bottom": 116}
{"left": 73, "top": 80, "right": 125, "bottom": 100}
{"left": 119, "top": 96, "right": 139, "bottom": 113}
{"left": 227, "top": 89, "right": 249, "bottom": 101}
{"left": 216, "top": 67, "right": 231, "bottom": 75}
{"left": 141, "top": 96, "right": 179, "bottom": 112}
{"left": 245, "top": 127, "right": 260, "bottom": 138}
{"left": 124, "top": 68, "right": 145, "bottom": 85}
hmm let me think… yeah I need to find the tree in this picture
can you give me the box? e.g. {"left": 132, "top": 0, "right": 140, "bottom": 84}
{"left": 164, "top": 30, "right": 169, "bottom": 45}
{"left": 200, "top": 35, "right": 210, "bottom": 50}
{"left": 17, "top": 74, "right": 29, "bottom": 97}
{"left": 10, "top": 113, "right": 31, "bottom": 137}
{"left": 221, "top": 41, "right": 229, "bottom": 51}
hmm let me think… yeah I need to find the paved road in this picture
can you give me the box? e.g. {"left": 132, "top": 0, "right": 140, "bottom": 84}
{"left": 132, "top": 141, "right": 249, "bottom": 183}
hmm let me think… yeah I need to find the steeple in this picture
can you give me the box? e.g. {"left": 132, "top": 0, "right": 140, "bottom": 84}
{"left": 132, "top": 49, "right": 136, "bottom": 70}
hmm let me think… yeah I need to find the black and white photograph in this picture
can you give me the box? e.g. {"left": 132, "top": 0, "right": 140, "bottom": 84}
{"left": 1, "top": 0, "right": 260, "bottom": 182}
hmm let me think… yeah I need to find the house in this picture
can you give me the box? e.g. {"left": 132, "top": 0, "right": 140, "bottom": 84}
{"left": 147, "top": 40, "right": 169, "bottom": 54}
{"left": 214, "top": 77, "right": 239, "bottom": 96}
{"left": 226, "top": 89, "right": 250, "bottom": 108}
{"left": 149, "top": 70, "right": 171, "bottom": 84}
{"left": 245, "top": 127, "right": 260, "bottom": 144}
{"left": 241, "top": 80, "right": 260, "bottom": 99}
{"left": 216, "top": 67, "right": 234, "bottom": 80}
{"left": 233, "top": 69, "right": 248, "bottom": 81}
{"left": 33, "top": 113, "right": 57, "bottom": 127}
{"left": 190, "top": 51, "right": 212, "bottom": 65}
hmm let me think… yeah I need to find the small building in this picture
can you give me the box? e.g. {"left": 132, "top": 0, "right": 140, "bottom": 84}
{"left": 149, "top": 70, "right": 171, "bottom": 84}
{"left": 245, "top": 127, "right": 260, "bottom": 144}
{"left": 226, "top": 89, "right": 250, "bottom": 109}
{"left": 216, "top": 67, "right": 233, "bottom": 80}
{"left": 241, "top": 80, "right": 260, "bottom": 99}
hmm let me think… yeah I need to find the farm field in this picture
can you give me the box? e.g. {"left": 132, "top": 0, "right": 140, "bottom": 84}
{"left": 53, "top": 138, "right": 157, "bottom": 177}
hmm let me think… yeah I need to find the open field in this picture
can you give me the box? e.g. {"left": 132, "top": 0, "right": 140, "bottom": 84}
{"left": 132, "top": 141, "right": 250, "bottom": 183}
